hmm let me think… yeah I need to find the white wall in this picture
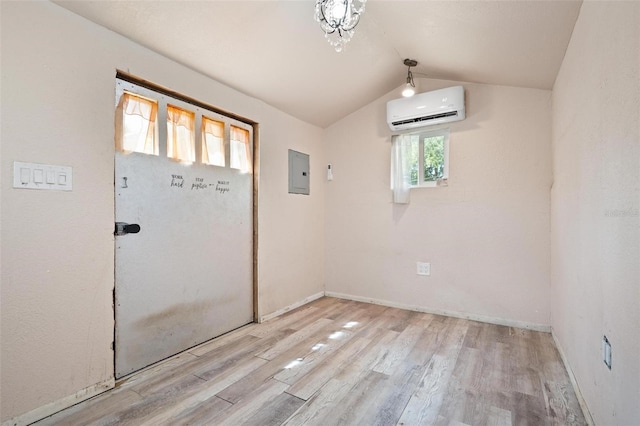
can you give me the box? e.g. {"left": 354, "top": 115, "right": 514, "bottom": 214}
{"left": 0, "top": 2, "right": 324, "bottom": 422}
{"left": 551, "top": 2, "right": 640, "bottom": 424}
{"left": 324, "top": 79, "right": 552, "bottom": 327}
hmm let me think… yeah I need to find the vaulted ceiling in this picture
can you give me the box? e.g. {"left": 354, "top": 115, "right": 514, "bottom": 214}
{"left": 54, "top": 1, "right": 582, "bottom": 128}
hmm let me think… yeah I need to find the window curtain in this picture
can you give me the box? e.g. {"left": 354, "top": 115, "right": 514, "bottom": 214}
{"left": 230, "top": 126, "right": 252, "bottom": 173}
{"left": 202, "top": 117, "right": 225, "bottom": 166}
{"left": 391, "top": 134, "right": 412, "bottom": 204}
{"left": 167, "top": 105, "right": 196, "bottom": 163}
{"left": 116, "top": 92, "right": 158, "bottom": 155}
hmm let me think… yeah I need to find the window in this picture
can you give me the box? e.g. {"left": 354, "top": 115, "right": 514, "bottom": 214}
{"left": 400, "top": 129, "right": 449, "bottom": 188}
{"left": 230, "top": 125, "right": 251, "bottom": 173}
{"left": 202, "top": 117, "right": 225, "bottom": 167}
{"left": 421, "top": 131, "right": 448, "bottom": 185}
{"left": 115, "top": 77, "right": 253, "bottom": 173}
{"left": 167, "top": 105, "right": 196, "bottom": 163}
{"left": 117, "top": 92, "right": 158, "bottom": 155}
{"left": 391, "top": 128, "right": 449, "bottom": 203}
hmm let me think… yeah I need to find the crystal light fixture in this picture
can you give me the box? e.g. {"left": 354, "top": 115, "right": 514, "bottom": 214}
{"left": 315, "top": 0, "right": 367, "bottom": 52}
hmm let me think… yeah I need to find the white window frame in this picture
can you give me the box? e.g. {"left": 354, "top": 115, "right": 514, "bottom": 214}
{"left": 407, "top": 127, "right": 449, "bottom": 188}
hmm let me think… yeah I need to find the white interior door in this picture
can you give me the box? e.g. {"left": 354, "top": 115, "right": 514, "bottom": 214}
{"left": 114, "top": 79, "right": 253, "bottom": 378}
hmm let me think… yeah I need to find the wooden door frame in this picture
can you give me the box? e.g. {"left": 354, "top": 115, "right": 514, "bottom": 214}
{"left": 251, "top": 123, "right": 260, "bottom": 322}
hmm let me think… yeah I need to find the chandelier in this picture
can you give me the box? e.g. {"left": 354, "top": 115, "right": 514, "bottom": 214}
{"left": 314, "top": 0, "right": 367, "bottom": 52}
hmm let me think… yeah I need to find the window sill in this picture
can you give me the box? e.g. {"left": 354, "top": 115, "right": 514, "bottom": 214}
{"left": 410, "top": 178, "right": 448, "bottom": 189}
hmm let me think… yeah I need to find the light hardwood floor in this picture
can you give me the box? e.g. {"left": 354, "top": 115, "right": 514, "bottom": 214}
{"left": 36, "top": 297, "right": 586, "bottom": 425}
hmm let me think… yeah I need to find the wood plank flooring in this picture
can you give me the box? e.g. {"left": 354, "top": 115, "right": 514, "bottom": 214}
{"left": 35, "top": 297, "right": 586, "bottom": 425}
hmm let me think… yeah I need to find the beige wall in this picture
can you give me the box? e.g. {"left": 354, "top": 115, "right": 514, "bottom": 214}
{"left": 324, "top": 79, "right": 552, "bottom": 327}
{"left": 0, "top": 2, "right": 324, "bottom": 422}
{"left": 257, "top": 109, "right": 325, "bottom": 316}
{"left": 551, "top": 2, "right": 640, "bottom": 424}
{"left": 3, "top": 1, "right": 638, "bottom": 424}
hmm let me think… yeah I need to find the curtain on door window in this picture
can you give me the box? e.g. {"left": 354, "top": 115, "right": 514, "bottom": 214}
{"left": 391, "top": 134, "right": 413, "bottom": 204}
{"left": 116, "top": 92, "right": 158, "bottom": 155}
{"left": 202, "top": 117, "right": 225, "bottom": 167}
{"left": 167, "top": 105, "right": 196, "bottom": 163}
{"left": 230, "top": 125, "right": 252, "bottom": 173}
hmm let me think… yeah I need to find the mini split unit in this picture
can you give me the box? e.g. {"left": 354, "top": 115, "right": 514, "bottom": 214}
{"left": 386, "top": 86, "right": 466, "bottom": 131}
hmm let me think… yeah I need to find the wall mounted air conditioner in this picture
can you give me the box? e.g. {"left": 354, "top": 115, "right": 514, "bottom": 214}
{"left": 386, "top": 86, "right": 465, "bottom": 131}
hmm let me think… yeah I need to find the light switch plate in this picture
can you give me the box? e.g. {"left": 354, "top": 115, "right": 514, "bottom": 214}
{"left": 13, "top": 161, "right": 72, "bottom": 191}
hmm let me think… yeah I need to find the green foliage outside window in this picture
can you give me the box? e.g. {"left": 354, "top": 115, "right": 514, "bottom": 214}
{"left": 423, "top": 136, "right": 445, "bottom": 181}
{"left": 408, "top": 135, "right": 419, "bottom": 185}
{"left": 405, "top": 134, "right": 445, "bottom": 185}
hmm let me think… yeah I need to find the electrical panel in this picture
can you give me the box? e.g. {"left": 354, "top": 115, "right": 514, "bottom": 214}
{"left": 288, "top": 150, "right": 310, "bottom": 195}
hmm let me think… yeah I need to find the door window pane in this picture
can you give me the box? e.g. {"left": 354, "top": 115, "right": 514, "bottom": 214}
{"left": 167, "top": 105, "right": 195, "bottom": 163}
{"left": 202, "top": 117, "right": 225, "bottom": 167}
{"left": 230, "top": 125, "right": 251, "bottom": 173}
{"left": 118, "top": 92, "right": 158, "bottom": 155}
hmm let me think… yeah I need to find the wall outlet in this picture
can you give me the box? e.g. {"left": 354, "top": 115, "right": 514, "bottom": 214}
{"left": 603, "top": 335, "right": 612, "bottom": 370}
{"left": 417, "top": 262, "right": 430, "bottom": 276}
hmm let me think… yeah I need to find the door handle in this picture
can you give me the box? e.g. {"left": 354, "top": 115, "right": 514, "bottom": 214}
{"left": 115, "top": 222, "right": 141, "bottom": 236}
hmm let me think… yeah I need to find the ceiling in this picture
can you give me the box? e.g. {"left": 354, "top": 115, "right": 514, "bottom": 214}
{"left": 54, "top": 0, "right": 582, "bottom": 128}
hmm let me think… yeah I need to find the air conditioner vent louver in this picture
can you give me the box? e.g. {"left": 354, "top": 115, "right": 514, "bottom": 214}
{"left": 391, "top": 111, "right": 459, "bottom": 127}
{"left": 387, "top": 86, "right": 465, "bottom": 131}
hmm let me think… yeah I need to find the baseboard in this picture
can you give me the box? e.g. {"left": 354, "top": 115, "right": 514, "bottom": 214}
{"left": 260, "top": 290, "right": 551, "bottom": 332}
{"left": 325, "top": 291, "right": 552, "bottom": 332}
{"left": 551, "top": 330, "right": 595, "bottom": 426}
{"left": 258, "top": 291, "right": 325, "bottom": 323}
{"left": 2, "top": 377, "right": 114, "bottom": 426}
